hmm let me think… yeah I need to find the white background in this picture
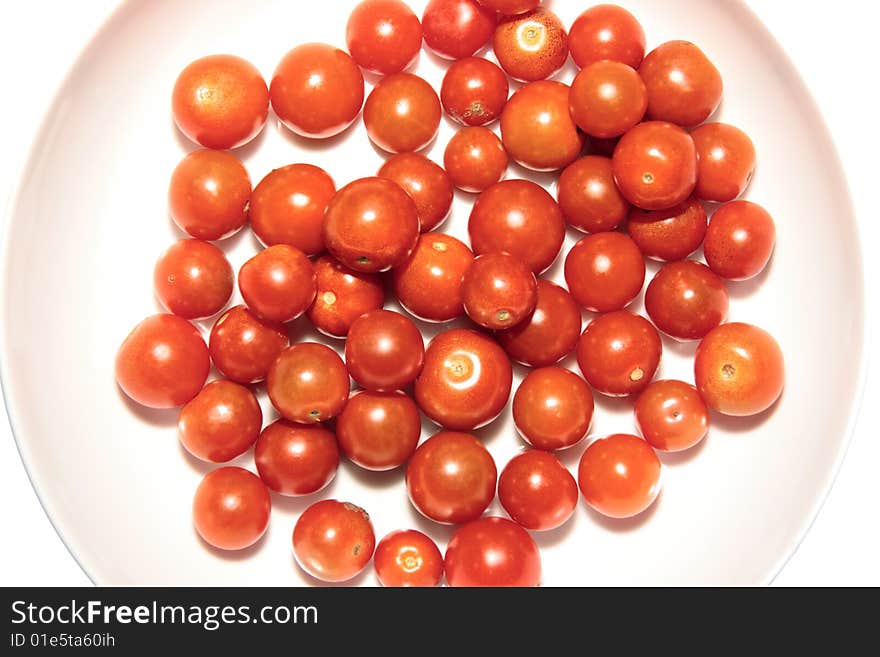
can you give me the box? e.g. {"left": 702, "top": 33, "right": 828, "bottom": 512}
{"left": 0, "top": 0, "right": 876, "bottom": 586}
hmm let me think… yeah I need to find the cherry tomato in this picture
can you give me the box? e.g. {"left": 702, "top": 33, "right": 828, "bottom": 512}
{"left": 249, "top": 164, "right": 336, "bottom": 255}
{"left": 363, "top": 73, "right": 441, "bottom": 153}
{"left": 345, "top": 309, "right": 425, "bottom": 391}
{"left": 513, "top": 366, "right": 594, "bottom": 450}
{"left": 293, "top": 500, "right": 375, "bottom": 583}
{"left": 468, "top": 179, "right": 566, "bottom": 274}
{"left": 307, "top": 256, "right": 386, "bottom": 338}
{"left": 703, "top": 200, "right": 776, "bottom": 281}
{"left": 626, "top": 197, "right": 707, "bottom": 262}
{"left": 640, "top": 40, "right": 723, "bottom": 127}
{"left": 154, "top": 239, "right": 233, "bottom": 320}
{"left": 116, "top": 314, "right": 210, "bottom": 409}
{"left": 406, "top": 431, "right": 497, "bottom": 524}
{"left": 415, "top": 328, "right": 513, "bottom": 430}
{"left": 238, "top": 244, "right": 316, "bottom": 323}
{"left": 267, "top": 343, "right": 350, "bottom": 423}
{"left": 374, "top": 530, "right": 444, "bottom": 587}
{"left": 209, "top": 306, "right": 289, "bottom": 384}
{"left": 443, "top": 127, "right": 508, "bottom": 193}
{"left": 193, "top": 467, "right": 270, "bottom": 550}
{"left": 568, "top": 4, "right": 646, "bottom": 69}
{"left": 695, "top": 322, "right": 784, "bottom": 416}
{"left": 445, "top": 516, "right": 541, "bottom": 587}
{"left": 557, "top": 156, "right": 630, "bottom": 233}
{"left": 499, "top": 450, "right": 578, "bottom": 530}
{"left": 392, "top": 233, "right": 474, "bottom": 323}
{"left": 635, "top": 380, "right": 708, "bottom": 452}
{"left": 346, "top": 0, "right": 423, "bottom": 76}
{"left": 323, "top": 177, "right": 420, "bottom": 272}
{"left": 178, "top": 380, "right": 262, "bottom": 463}
{"left": 612, "top": 121, "right": 697, "bottom": 210}
{"left": 576, "top": 311, "right": 662, "bottom": 396}
{"left": 270, "top": 43, "right": 364, "bottom": 139}
{"left": 692, "top": 123, "right": 756, "bottom": 203}
{"left": 493, "top": 8, "right": 568, "bottom": 82}
{"left": 564, "top": 232, "right": 645, "bottom": 312}
{"left": 577, "top": 434, "right": 661, "bottom": 519}
{"left": 423, "top": 0, "right": 496, "bottom": 60}
{"left": 496, "top": 280, "right": 582, "bottom": 368}
{"left": 569, "top": 60, "right": 647, "bottom": 139}
{"left": 168, "top": 149, "right": 251, "bottom": 241}
{"left": 172, "top": 55, "right": 269, "bottom": 150}
{"left": 336, "top": 390, "right": 421, "bottom": 471}
{"left": 477, "top": 0, "right": 539, "bottom": 13}
{"left": 501, "top": 80, "right": 585, "bottom": 171}
{"left": 441, "top": 57, "right": 509, "bottom": 127}
{"left": 645, "top": 260, "right": 729, "bottom": 341}
{"left": 461, "top": 253, "right": 537, "bottom": 329}
{"left": 377, "top": 153, "right": 453, "bottom": 232}
{"left": 254, "top": 420, "right": 339, "bottom": 496}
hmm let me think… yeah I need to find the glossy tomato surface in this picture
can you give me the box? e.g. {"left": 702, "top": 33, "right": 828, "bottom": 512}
{"left": 377, "top": 153, "right": 453, "bottom": 232}
{"left": 444, "top": 516, "right": 541, "bottom": 587}
{"left": 422, "top": 0, "right": 496, "bottom": 60}
{"left": 578, "top": 434, "right": 661, "bottom": 519}
{"left": 645, "top": 260, "right": 729, "bottom": 340}
{"left": 363, "top": 73, "right": 441, "bottom": 154}
{"left": 374, "top": 530, "right": 444, "bottom": 587}
{"left": 346, "top": 0, "right": 423, "bottom": 75}
{"left": 266, "top": 343, "right": 350, "bottom": 423}
{"left": 307, "top": 256, "right": 385, "bottom": 338}
{"left": 703, "top": 200, "right": 776, "bottom": 281}
{"left": 461, "top": 253, "right": 537, "bottom": 330}
{"left": 493, "top": 7, "right": 568, "bottom": 82}
{"left": 238, "top": 244, "right": 316, "bottom": 323}
{"left": 178, "top": 380, "right": 262, "bottom": 463}
{"left": 345, "top": 309, "right": 425, "bottom": 391}
{"left": 477, "top": 0, "right": 539, "bottom": 13}
{"left": 692, "top": 122, "right": 756, "bottom": 203}
{"left": 557, "top": 155, "right": 630, "bottom": 234}
{"left": 441, "top": 57, "right": 509, "bottom": 127}
{"left": 570, "top": 60, "right": 647, "bottom": 139}
{"left": 154, "top": 239, "right": 233, "bottom": 320}
{"left": 443, "top": 126, "right": 508, "bottom": 193}
{"left": 254, "top": 420, "right": 339, "bottom": 496}
{"left": 292, "top": 500, "right": 375, "bottom": 583}
{"left": 209, "top": 306, "right": 289, "bottom": 384}
{"left": 193, "top": 467, "right": 271, "bottom": 550}
{"left": 498, "top": 450, "right": 578, "bottom": 530}
{"left": 564, "top": 231, "right": 645, "bottom": 312}
{"left": 568, "top": 4, "right": 646, "bottom": 69}
{"left": 626, "top": 197, "right": 707, "bottom": 262}
{"left": 513, "top": 366, "right": 594, "bottom": 450}
{"left": 336, "top": 390, "right": 421, "bottom": 471}
{"left": 635, "top": 380, "right": 709, "bottom": 452}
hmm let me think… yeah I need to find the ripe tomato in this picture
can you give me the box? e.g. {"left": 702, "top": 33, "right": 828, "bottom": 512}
{"left": 626, "top": 197, "right": 707, "bottom": 261}
{"left": 374, "top": 530, "right": 444, "bottom": 587}
{"left": 496, "top": 280, "right": 582, "bottom": 368}
{"left": 154, "top": 239, "right": 233, "bottom": 320}
{"left": 645, "top": 260, "right": 729, "bottom": 341}
{"left": 116, "top": 314, "right": 210, "bottom": 409}
{"left": 209, "top": 306, "right": 289, "bottom": 384}
{"left": 692, "top": 123, "right": 756, "bottom": 203}
{"left": 443, "top": 127, "right": 508, "bottom": 193}
{"left": 336, "top": 390, "right": 421, "bottom": 471}
{"left": 445, "top": 516, "right": 541, "bottom": 587}
{"left": 168, "top": 150, "right": 250, "bottom": 241}
{"left": 493, "top": 8, "right": 568, "bottom": 82}
{"left": 378, "top": 153, "right": 454, "bottom": 232}
{"left": 193, "top": 467, "right": 271, "bottom": 550}
{"left": 557, "top": 156, "right": 630, "bottom": 234}
{"left": 640, "top": 40, "right": 723, "bottom": 127}
{"left": 267, "top": 343, "right": 350, "bottom": 423}
{"left": 441, "top": 57, "right": 509, "bottom": 127}
{"left": 477, "top": 0, "right": 539, "bottom": 13}
{"left": 307, "top": 256, "right": 385, "bottom": 338}
{"left": 249, "top": 164, "right": 336, "bottom": 255}
{"left": 468, "top": 179, "right": 565, "bottom": 274}
{"left": 577, "top": 434, "right": 661, "bottom": 519}
{"left": 703, "top": 200, "right": 776, "bottom": 281}
{"left": 346, "top": 0, "right": 423, "bottom": 76}
{"left": 564, "top": 232, "right": 645, "bottom": 312}
{"left": 695, "top": 322, "right": 785, "bottom": 416}
{"left": 254, "top": 420, "right": 339, "bottom": 496}
{"left": 178, "top": 380, "right": 262, "bottom": 463}
{"left": 414, "top": 329, "right": 512, "bottom": 430}
{"left": 363, "top": 73, "right": 441, "bottom": 154}
{"left": 568, "top": 4, "right": 646, "bottom": 69}
{"left": 513, "top": 366, "right": 594, "bottom": 450}
{"left": 345, "top": 309, "right": 425, "bottom": 391}
{"left": 392, "top": 233, "right": 474, "bottom": 323}
{"left": 612, "top": 121, "right": 698, "bottom": 210}
{"left": 569, "top": 61, "right": 647, "bottom": 139}
{"left": 293, "top": 500, "right": 375, "bottom": 583}
{"left": 499, "top": 450, "right": 578, "bottom": 530}
{"left": 406, "top": 431, "right": 497, "bottom": 524}
{"left": 501, "top": 80, "right": 585, "bottom": 171}
{"left": 635, "top": 380, "right": 709, "bottom": 452}
{"left": 172, "top": 55, "right": 269, "bottom": 150}
{"left": 461, "top": 253, "right": 537, "bottom": 329}
{"left": 238, "top": 245, "right": 316, "bottom": 323}
{"left": 323, "top": 177, "right": 420, "bottom": 272}
{"left": 577, "top": 311, "right": 662, "bottom": 396}
{"left": 423, "top": 0, "right": 496, "bottom": 60}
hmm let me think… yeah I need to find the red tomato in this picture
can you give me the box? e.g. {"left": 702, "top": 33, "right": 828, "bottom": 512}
{"left": 293, "top": 500, "right": 375, "bottom": 583}
{"left": 461, "top": 253, "right": 538, "bottom": 329}
{"left": 499, "top": 450, "right": 578, "bottom": 530}
{"left": 635, "top": 380, "right": 708, "bottom": 452}
{"left": 445, "top": 516, "right": 541, "bottom": 587}
{"left": 443, "top": 127, "right": 508, "bottom": 193}
{"left": 564, "top": 232, "right": 645, "bottom": 312}
{"left": 569, "top": 61, "right": 647, "bottom": 139}
{"left": 336, "top": 390, "right": 421, "bottom": 471}
{"left": 116, "top": 314, "right": 210, "bottom": 409}
{"left": 377, "top": 153, "right": 454, "bottom": 232}
{"left": 578, "top": 434, "right": 661, "bottom": 519}
{"left": 267, "top": 343, "right": 350, "bottom": 423}
{"left": 477, "top": 0, "right": 539, "bottom": 13}
{"left": 238, "top": 245, "right": 316, "bottom": 323}
{"left": 692, "top": 123, "right": 756, "bottom": 203}
{"left": 345, "top": 310, "right": 425, "bottom": 391}
{"left": 168, "top": 150, "right": 251, "bottom": 241}
{"left": 178, "top": 380, "right": 262, "bottom": 463}
{"left": 695, "top": 322, "right": 785, "bottom": 416}
{"left": 493, "top": 8, "right": 568, "bottom": 82}
{"left": 154, "top": 239, "right": 233, "bottom": 320}
{"left": 645, "top": 260, "right": 729, "bottom": 340}
{"left": 703, "top": 200, "right": 776, "bottom": 281}
{"left": 513, "top": 366, "right": 594, "bottom": 450}
{"left": 406, "top": 431, "right": 497, "bottom": 524}
{"left": 346, "top": 0, "right": 423, "bottom": 76}
{"left": 441, "top": 57, "right": 509, "bottom": 127}
{"left": 568, "top": 4, "right": 646, "bottom": 69}
{"left": 193, "top": 467, "right": 271, "bottom": 550}
{"left": 254, "top": 420, "right": 339, "bottom": 496}
{"left": 374, "top": 530, "right": 444, "bottom": 587}
{"left": 172, "top": 55, "right": 268, "bottom": 150}
{"left": 363, "top": 73, "right": 441, "bottom": 153}
{"left": 209, "top": 306, "right": 289, "bottom": 384}
{"left": 423, "top": 0, "right": 496, "bottom": 60}
{"left": 307, "top": 256, "right": 385, "bottom": 338}
{"left": 557, "top": 156, "right": 630, "bottom": 233}
{"left": 626, "top": 197, "right": 707, "bottom": 262}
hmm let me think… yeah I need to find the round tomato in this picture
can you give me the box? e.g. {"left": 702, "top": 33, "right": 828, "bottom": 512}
{"left": 635, "top": 380, "right": 708, "bottom": 452}
{"left": 513, "top": 366, "right": 594, "bottom": 450}
{"left": 178, "top": 380, "right": 262, "bottom": 463}
{"left": 193, "top": 467, "right": 271, "bottom": 550}
{"left": 645, "top": 260, "right": 729, "bottom": 340}
{"left": 441, "top": 57, "right": 509, "bottom": 127}
{"left": 578, "top": 434, "right": 661, "bottom": 519}
{"left": 374, "top": 530, "right": 444, "bottom": 587}
{"left": 443, "top": 127, "right": 508, "bottom": 193}
{"left": 570, "top": 60, "right": 647, "bottom": 139}
{"left": 564, "top": 232, "right": 645, "bottom": 312}
{"left": 461, "top": 253, "right": 537, "bottom": 329}
{"left": 267, "top": 343, "right": 350, "bottom": 423}
{"left": 337, "top": 390, "right": 421, "bottom": 471}
{"left": 345, "top": 309, "right": 425, "bottom": 391}
{"left": 154, "top": 239, "right": 233, "bottom": 320}
{"left": 378, "top": 153, "right": 454, "bottom": 232}
{"left": 238, "top": 245, "right": 316, "bottom": 323}
{"left": 692, "top": 122, "right": 756, "bottom": 203}
{"left": 293, "top": 500, "right": 375, "bottom": 583}
{"left": 363, "top": 73, "right": 441, "bottom": 154}
{"left": 209, "top": 306, "right": 289, "bottom": 384}
{"left": 477, "top": 0, "right": 539, "bottom": 13}
{"left": 255, "top": 420, "right": 339, "bottom": 496}
{"left": 307, "top": 256, "right": 385, "bottom": 338}
{"left": 568, "top": 4, "right": 646, "bottom": 69}
{"left": 423, "top": 0, "right": 496, "bottom": 60}
{"left": 493, "top": 7, "right": 568, "bottom": 82}
{"left": 346, "top": 0, "right": 423, "bottom": 75}
{"left": 499, "top": 450, "right": 578, "bottom": 530}
{"left": 703, "top": 200, "right": 776, "bottom": 281}
{"left": 557, "top": 155, "right": 630, "bottom": 234}
{"left": 445, "top": 516, "right": 541, "bottom": 587}
{"left": 626, "top": 197, "right": 707, "bottom": 261}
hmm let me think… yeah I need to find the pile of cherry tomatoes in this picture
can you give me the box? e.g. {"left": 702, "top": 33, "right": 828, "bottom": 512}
{"left": 115, "top": 0, "right": 784, "bottom": 587}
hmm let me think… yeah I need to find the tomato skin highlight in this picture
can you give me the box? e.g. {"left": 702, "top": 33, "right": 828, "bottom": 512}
{"left": 644, "top": 260, "right": 729, "bottom": 341}
{"left": 336, "top": 390, "right": 422, "bottom": 471}
{"left": 178, "top": 380, "right": 262, "bottom": 463}
{"left": 564, "top": 232, "right": 646, "bottom": 313}
{"left": 635, "top": 380, "right": 709, "bottom": 452}
{"left": 568, "top": 4, "right": 646, "bottom": 70}
{"left": 266, "top": 343, "right": 350, "bottom": 424}
{"left": 498, "top": 450, "right": 579, "bottom": 531}
{"left": 209, "top": 306, "right": 289, "bottom": 385}
{"left": 255, "top": 420, "right": 339, "bottom": 496}
{"left": 422, "top": 0, "right": 497, "bottom": 60}
{"left": 513, "top": 366, "right": 594, "bottom": 451}
{"left": 363, "top": 73, "right": 442, "bottom": 154}
{"left": 307, "top": 256, "right": 385, "bottom": 338}
{"left": 193, "top": 467, "right": 271, "bottom": 551}
{"left": 154, "top": 239, "right": 233, "bottom": 320}
{"left": 238, "top": 245, "right": 316, "bottom": 323}
{"left": 345, "top": 310, "right": 425, "bottom": 392}
{"left": 493, "top": 8, "right": 569, "bottom": 83}
{"left": 441, "top": 57, "right": 509, "bottom": 127}
{"left": 378, "top": 153, "right": 453, "bottom": 232}
{"left": 374, "top": 530, "right": 444, "bottom": 587}
{"left": 292, "top": 500, "right": 376, "bottom": 583}
{"left": 703, "top": 200, "right": 776, "bottom": 281}
{"left": 445, "top": 516, "right": 541, "bottom": 587}
{"left": 578, "top": 434, "right": 661, "bottom": 519}
{"left": 346, "top": 0, "right": 423, "bottom": 76}
{"left": 626, "top": 197, "right": 707, "bottom": 262}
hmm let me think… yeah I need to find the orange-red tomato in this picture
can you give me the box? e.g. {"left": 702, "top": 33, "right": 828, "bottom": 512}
{"left": 238, "top": 245, "right": 316, "bottom": 323}
{"left": 346, "top": 0, "right": 423, "bottom": 76}
{"left": 692, "top": 123, "right": 756, "bottom": 203}
{"left": 461, "top": 253, "right": 537, "bottom": 329}
{"left": 645, "top": 260, "right": 729, "bottom": 341}
{"left": 363, "top": 73, "right": 441, "bottom": 154}
{"left": 441, "top": 57, "right": 509, "bottom": 127}
{"left": 568, "top": 4, "right": 646, "bottom": 69}
{"left": 444, "top": 516, "right": 541, "bottom": 587}
{"left": 635, "top": 380, "right": 708, "bottom": 452}
{"left": 154, "top": 239, "right": 233, "bottom": 320}
{"left": 569, "top": 60, "right": 647, "bottom": 138}
{"left": 493, "top": 8, "right": 568, "bottom": 82}
{"left": 626, "top": 197, "right": 707, "bottom": 262}
{"left": 422, "top": 0, "right": 497, "bottom": 60}
{"left": 513, "top": 366, "right": 594, "bottom": 450}
{"left": 209, "top": 306, "right": 289, "bottom": 384}
{"left": 443, "top": 127, "right": 508, "bottom": 193}
{"left": 477, "top": 0, "right": 539, "bottom": 13}
{"left": 377, "top": 153, "right": 454, "bottom": 232}
{"left": 254, "top": 420, "right": 339, "bottom": 496}
{"left": 557, "top": 156, "right": 630, "bottom": 233}
{"left": 293, "top": 500, "right": 375, "bottom": 583}
{"left": 267, "top": 343, "right": 350, "bottom": 423}
{"left": 374, "top": 530, "right": 444, "bottom": 587}
{"left": 336, "top": 390, "right": 421, "bottom": 471}
{"left": 178, "top": 380, "right": 262, "bottom": 463}
{"left": 498, "top": 450, "right": 578, "bottom": 530}
{"left": 307, "top": 256, "right": 385, "bottom": 338}
{"left": 704, "top": 200, "right": 776, "bottom": 281}
{"left": 345, "top": 310, "right": 425, "bottom": 391}
{"left": 193, "top": 467, "right": 271, "bottom": 550}
{"left": 564, "top": 232, "right": 645, "bottom": 312}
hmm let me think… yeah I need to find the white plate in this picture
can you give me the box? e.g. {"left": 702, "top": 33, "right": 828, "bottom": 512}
{"left": 0, "top": 0, "right": 866, "bottom": 585}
